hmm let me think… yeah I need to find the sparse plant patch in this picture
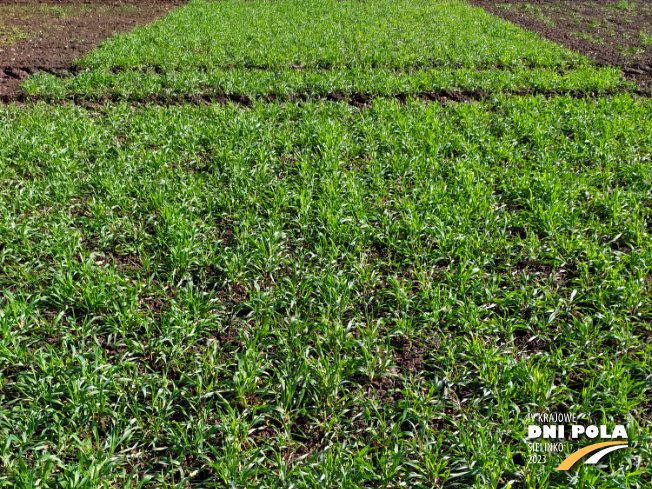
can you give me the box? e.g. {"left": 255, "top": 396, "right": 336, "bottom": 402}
{"left": 618, "top": 44, "right": 645, "bottom": 55}
{"left": 0, "top": 24, "right": 27, "bottom": 45}
{"left": 640, "top": 30, "right": 652, "bottom": 46}
{"left": 518, "top": 3, "right": 555, "bottom": 26}
{"left": 575, "top": 31, "right": 604, "bottom": 44}
{"left": 613, "top": 0, "right": 635, "bottom": 12}
{"left": 590, "top": 18, "right": 609, "bottom": 29}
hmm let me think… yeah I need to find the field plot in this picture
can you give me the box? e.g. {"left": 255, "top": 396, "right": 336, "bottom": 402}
{"left": 23, "top": 0, "right": 630, "bottom": 102}
{"left": 1, "top": 0, "right": 652, "bottom": 488}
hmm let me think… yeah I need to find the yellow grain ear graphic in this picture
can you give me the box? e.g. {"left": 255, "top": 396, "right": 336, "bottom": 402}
{"left": 556, "top": 442, "right": 628, "bottom": 471}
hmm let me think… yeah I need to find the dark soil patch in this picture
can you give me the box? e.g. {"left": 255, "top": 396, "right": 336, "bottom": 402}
{"left": 25, "top": 86, "right": 633, "bottom": 107}
{"left": 0, "top": 0, "right": 187, "bottom": 103}
{"left": 95, "top": 251, "right": 142, "bottom": 272}
{"left": 509, "top": 259, "right": 578, "bottom": 285}
{"left": 512, "top": 329, "right": 551, "bottom": 354}
{"left": 470, "top": 0, "right": 652, "bottom": 90}
{"left": 391, "top": 335, "right": 429, "bottom": 373}
{"left": 289, "top": 417, "right": 326, "bottom": 459}
{"left": 139, "top": 295, "right": 166, "bottom": 320}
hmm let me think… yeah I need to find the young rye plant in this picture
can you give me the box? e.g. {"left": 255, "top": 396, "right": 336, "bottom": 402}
{"left": 2, "top": 0, "right": 650, "bottom": 487}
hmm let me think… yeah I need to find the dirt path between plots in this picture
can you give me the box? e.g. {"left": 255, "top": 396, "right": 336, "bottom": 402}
{"left": 34, "top": 87, "right": 631, "bottom": 109}
{"left": 470, "top": 0, "right": 652, "bottom": 91}
{"left": 0, "top": 0, "right": 187, "bottom": 102}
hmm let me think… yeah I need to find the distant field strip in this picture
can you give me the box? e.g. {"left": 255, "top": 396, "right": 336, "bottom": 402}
{"left": 2, "top": 0, "right": 651, "bottom": 487}
{"left": 23, "top": 0, "right": 630, "bottom": 101}
{"left": 77, "top": 0, "right": 587, "bottom": 69}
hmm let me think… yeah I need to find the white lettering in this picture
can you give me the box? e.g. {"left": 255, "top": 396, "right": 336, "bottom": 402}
{"left": 543, "top": 425, "right": 557, "bottom": 439}
{"left": 600, "top": 425, "right": 611, "bottom": 438}
{"left": 572, "top": 425, "right": 585, "bottom": 438}
{"left": 528, "top": 425, "right": 542, "bottom": 439}
{"left": 612, "top": 425, "right": 628, "bottom": 439}
{"left": 586, "top": 425, "right": 599, "bottom": 438}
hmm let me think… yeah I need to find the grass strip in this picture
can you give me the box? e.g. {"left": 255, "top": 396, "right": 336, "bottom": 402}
{"left": 21, "top": 0, "right": 629, "bottom": 101}
{"left": 23, "top": 65, "right": 630, "bottom": 101}
{"left": 79, "top": 0, "right": 590, "bottom": 71}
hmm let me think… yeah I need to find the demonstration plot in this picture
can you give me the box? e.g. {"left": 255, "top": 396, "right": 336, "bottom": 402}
{"left": 1, "top": 96, "right": 651, "bottom": 487}
{"left": 0, "top": 0, "right": 651, "bottom": 487}
{"left": 77, "top": 0, "right": 585, "bottom": 70}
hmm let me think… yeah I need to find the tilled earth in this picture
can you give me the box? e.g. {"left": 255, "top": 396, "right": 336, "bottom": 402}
{"left": 0, "top": 0, "right": 187, "bottom": 102}
{"left": 470, "top": 0, "right": 652, "bottom": 90}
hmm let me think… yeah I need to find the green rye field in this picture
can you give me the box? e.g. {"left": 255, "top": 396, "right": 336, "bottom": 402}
{"left": 1, "top": 0, "right": 651, "bottom": 487}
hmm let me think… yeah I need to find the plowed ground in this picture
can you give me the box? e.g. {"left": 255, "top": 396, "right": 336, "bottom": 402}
{"left": 471, "top": 0, "right": 652, "bottom": 89}
{"left": 0, "top": 0, "right": 186, "bottom": 102}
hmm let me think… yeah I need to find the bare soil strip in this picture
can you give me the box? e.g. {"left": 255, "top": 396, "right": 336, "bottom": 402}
{"left": 23, "top": 87, "right": 638, "bottom": 109}
{"left": 470, "top": 0, "right": 652, "bottom": 90}
{"left": 0, "top": 0, "right": 187, "bottom": 102}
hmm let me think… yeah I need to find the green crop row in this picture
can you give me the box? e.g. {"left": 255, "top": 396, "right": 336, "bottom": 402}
{"left": 1, "top": 95, "right": 651, "bottom": 487}
{"left": 23, "top": 65, "right": 629, "bottom": 101}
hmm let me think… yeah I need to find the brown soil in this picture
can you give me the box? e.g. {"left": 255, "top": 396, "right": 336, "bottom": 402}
{"left": 26, "top": 86, "right": 634, "bottom": 108}
{"left": 0, "top": 0, "right": 187, "bottom": 102}
{"left": 470, "top": 0, "right": 652, "bottom": 90}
